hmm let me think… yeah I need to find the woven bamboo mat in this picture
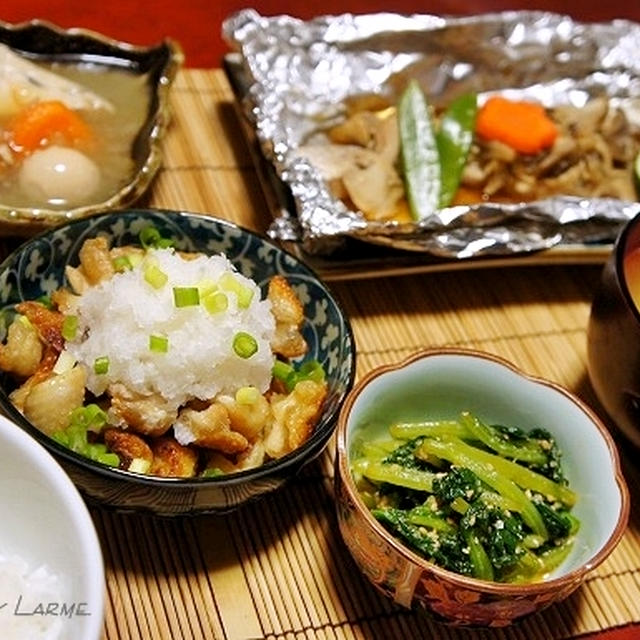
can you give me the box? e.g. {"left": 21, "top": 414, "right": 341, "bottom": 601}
{"left": 5, "top": 69, "right": 639, "bottom": 639}
{"left": 92, "top": 265, "right": 640, "bottom": 640}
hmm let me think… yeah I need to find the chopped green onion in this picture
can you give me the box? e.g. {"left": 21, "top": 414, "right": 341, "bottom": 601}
{"left": 61, "top": 315, "right": 78, "bottom": 341}
{"left": 51, "top": 404, "right": 117, "bottom": 466}
{"left": 144, "top": 264, "right": 168, "bottom": 289}
{"left": 112, "top": 255, "right": 133, "bottom": 272}
{"left": 232, "top": 332, "right": 258, "bottom": 358}
{"left": 149, "top": 334, "right": 169, "bottom": 353}
{"left": 272, "top": 358, "right": 325, "bottom": 392}
{"left": 272, "top": 359, "right": 294, "bottom": 381}
{"left": 128, "top": 253, "right": 144, "bottom": 268}
{"left": 219, "top": 272, "right": 254, "bottom": 309}
{"left": 197, "top": 278, "right": 218, "bottom": 297}
{"left": 297, "top": 359, "right": 325, "bottom": 384}
{"left": 202, "top": 291, "right": 228, "bottom": 314}
{"left": 173, "top": 286, "right": 200, "bottom": 307}
{"left": 36, "top": 295, "right": 53, "bottom": 309}
{"left": 236, "top": 385, "right": 261, "bottom": 405}
{"left": 272, "top": 359, "right": 297, "bottom": 391}
{"left": 69, "top": 404, "right": 108, "bottom": 433}
{"left": 94, "top": 356, "right": 110, "bottom": 375}
{"left": 201, "top": 467, "right": 224, "bottom": 478}
{"left": 128, "top": 458, "right": 151, "bottom": 474}
{"left": 93, "top": 450, "right": 120, "bottom": 467}
{"left": 139, "top": 226, "right": 174, "bottom": 250}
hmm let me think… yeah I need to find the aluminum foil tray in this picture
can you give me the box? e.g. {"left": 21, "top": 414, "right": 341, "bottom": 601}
{"left": 223, "top": 9, "right": 640, "bottom": 265}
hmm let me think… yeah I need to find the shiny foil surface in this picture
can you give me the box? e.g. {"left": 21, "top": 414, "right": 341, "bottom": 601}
{"left": 223, "top": 9, "right": 640, "bottom": 258}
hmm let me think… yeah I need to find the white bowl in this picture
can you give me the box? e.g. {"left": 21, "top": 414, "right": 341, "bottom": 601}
{"left": 0, "top": 413, "right": 104, "bottom": 640}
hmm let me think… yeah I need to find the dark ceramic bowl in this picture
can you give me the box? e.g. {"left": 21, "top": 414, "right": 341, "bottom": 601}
{"left": 335, "top": 348, "right": 629, "bottom": 627}
{"left": 0, "top": 19, "right": 182, "bottom": 234}
{"left": 0, "top": 209, "right": 355, "bottom": 515}
{"left": 588, "top": 211, "right": 640, "bottom": 448}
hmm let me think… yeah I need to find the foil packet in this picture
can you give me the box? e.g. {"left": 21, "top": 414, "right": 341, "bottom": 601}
{"left": 223, "top": 9, "right": 640, "bottom": 258}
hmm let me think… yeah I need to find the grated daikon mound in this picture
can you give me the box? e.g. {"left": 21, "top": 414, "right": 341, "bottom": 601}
{"left": 64, "top": 249, "right": 276, "bottom": 407}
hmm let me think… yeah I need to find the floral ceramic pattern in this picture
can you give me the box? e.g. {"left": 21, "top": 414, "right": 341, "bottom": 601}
{"left": 334, "top": 348, "right": 629, "bottom": 627}
{"left": 0, "top": 209, "right": 355, "bottom": 515}
{"left": 335, "top": 472, "right": 583, "bottom": 627}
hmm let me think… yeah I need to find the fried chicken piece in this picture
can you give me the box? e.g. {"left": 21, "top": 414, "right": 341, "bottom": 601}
{"left": 64, "top": 265, "right": 90, "bottom": 295}
{"left": 19, "top": 365, "right": 87, "bottom": 435}
{"left": 50, "top": 288, "right": 80, "bottom": 315}
{"left": 203, "top": 440, "right": 267, "bottom": 475}
{"left": 103, "top": 428, "right": 153, "bottom": 471}
{"left": 0, "top": 317, "right": 42, "bottom": 378}
{"left": 109, "top": 245, "right": 145, "bottom": 266}
{"left": 173, "top": 402, "right": 249, "bottom": 454}
{"left": 268, "top": 275, "right": 308, "bottom": 359}
{"left": 216, "top": 392, "right": 271, "bottom": 441}
{"left": 77, "top": 236, "right": 114, "bottom": 285}
{"left": 15, "top": 300, "right": 64, "bottom": 353}
{"left": 149, "top": 437, "right": 198, "bottom": 478}
{"left": 264, "top": 379, "right": 327, "bottom": 458}
{"left": 107, "top": 383, "right": 178, "bottom": 437}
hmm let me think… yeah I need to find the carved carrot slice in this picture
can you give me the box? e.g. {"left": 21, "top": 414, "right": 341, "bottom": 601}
{"left": 8, "top": 99, "right": 93, "bottom": 154}
{"left": 475, "top": 95, "right": 557, "bottom": 155}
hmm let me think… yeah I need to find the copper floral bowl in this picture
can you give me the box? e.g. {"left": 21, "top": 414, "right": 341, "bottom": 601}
{"left": 335, "top": 348, "right": 629, "bottom": 627}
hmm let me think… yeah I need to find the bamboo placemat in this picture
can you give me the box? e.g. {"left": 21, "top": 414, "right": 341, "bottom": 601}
{"left": 9, "top": 69, "right": 640, "bottom": 639}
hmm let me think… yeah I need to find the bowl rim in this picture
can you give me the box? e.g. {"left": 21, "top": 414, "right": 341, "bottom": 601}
{"left": 615, "top": 209, "right": 640, "bottom": 325}
{"left": 336, "top": 346, "right": 630, "bottom": 594}
{"left": 0, "top": 412, "right": 105, "bottom": 638}
{"left": 0, "top": 19, "right": 184, "bottom": 230}
{"left": 0, "top": 207, "right": 357, "bottom": 488}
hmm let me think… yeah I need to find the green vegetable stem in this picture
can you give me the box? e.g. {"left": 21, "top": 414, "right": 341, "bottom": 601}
{"left": 398, "top": 81, "right": 477, "bottom": 217}
{"left": 398, "top": 80, "right": 441, "bottom": 221}
{"left": 436, "top": 93, "right": 478, "bottom": 208}
{"left": 351, "top": 411, "right": 579, "bottom": 583}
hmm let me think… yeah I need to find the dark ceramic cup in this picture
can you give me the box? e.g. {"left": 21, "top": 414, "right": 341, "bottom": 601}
{"left": 588, "top": 212, "right": 640, "bottom": 449}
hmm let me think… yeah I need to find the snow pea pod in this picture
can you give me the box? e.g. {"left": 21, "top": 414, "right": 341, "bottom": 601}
{"left": 436, "top": 92, "right": 478, "bottom": 208}
{"left": 398, "top": 80, "right": 441, "bottom": 221}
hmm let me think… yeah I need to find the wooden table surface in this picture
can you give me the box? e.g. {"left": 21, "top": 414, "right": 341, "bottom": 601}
{"left": 38, "top": 67, "right": 632, "bottom": 640}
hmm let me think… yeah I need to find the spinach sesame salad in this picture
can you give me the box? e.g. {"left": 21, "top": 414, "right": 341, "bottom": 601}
{"left": 350, "top": 411, "right": 579, "bottom": 584}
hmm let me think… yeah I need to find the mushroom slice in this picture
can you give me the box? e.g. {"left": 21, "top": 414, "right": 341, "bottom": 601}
{"left": 342, "top": 156, "right": 404, "bottom": 220}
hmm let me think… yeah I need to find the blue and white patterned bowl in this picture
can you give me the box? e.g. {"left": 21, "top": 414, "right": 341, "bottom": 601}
{"left": 0, "top": 209, "right": 356, "bottom": 515}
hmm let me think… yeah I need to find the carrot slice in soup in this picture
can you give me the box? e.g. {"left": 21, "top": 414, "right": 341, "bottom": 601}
{"left": 8, "top": 100, "right": 94, "bottom": 154}
{"left": 475, "top": 96, "right": 558, "bottom": 155}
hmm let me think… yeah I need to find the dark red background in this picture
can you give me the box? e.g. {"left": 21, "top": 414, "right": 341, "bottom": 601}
{"left": 1, "top": 3, "right": 639, "bottom": 639}
{"left": 1, "top": 1, "right": 640, "bottom": 68}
